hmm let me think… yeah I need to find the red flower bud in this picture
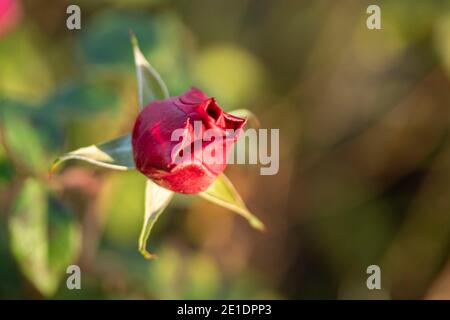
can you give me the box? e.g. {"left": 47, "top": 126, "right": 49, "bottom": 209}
{"left": 132, "top": 87, "right": 246, "bottom": 194}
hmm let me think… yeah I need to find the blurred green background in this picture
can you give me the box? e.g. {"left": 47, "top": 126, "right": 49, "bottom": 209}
{"left": 1, "top": 0, "right": 450, "bottom": 299}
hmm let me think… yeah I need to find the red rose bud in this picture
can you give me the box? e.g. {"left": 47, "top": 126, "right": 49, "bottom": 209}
{"left": 132, "top": 87, "right": 246, "bottom": 194}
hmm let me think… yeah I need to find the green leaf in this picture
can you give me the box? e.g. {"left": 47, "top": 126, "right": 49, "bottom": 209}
{"left": 199, "top": 174, "right": 265, "bottom": 231}
{"left": 130, "top": 31, "right": 170, "bottom": 109}
{"left": 229, "top": 108, "right": 260, "bottom": 129}
{"left": 8, "top": 178, "right": 81, "bottom": 296}
{"left": 51, "top": 134, "right": 134, "bottom": 174}
{"left": 139, "top": 180, "right": 174, "bottom": 259}
{"left": 48, "top": 198, "right": 82, "bottom": 278}
{"left": 9, "top": 179, "right": 51, "bottom": 295}
{"left": 1, "top": 111, "right": 48, "bottom": 174}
